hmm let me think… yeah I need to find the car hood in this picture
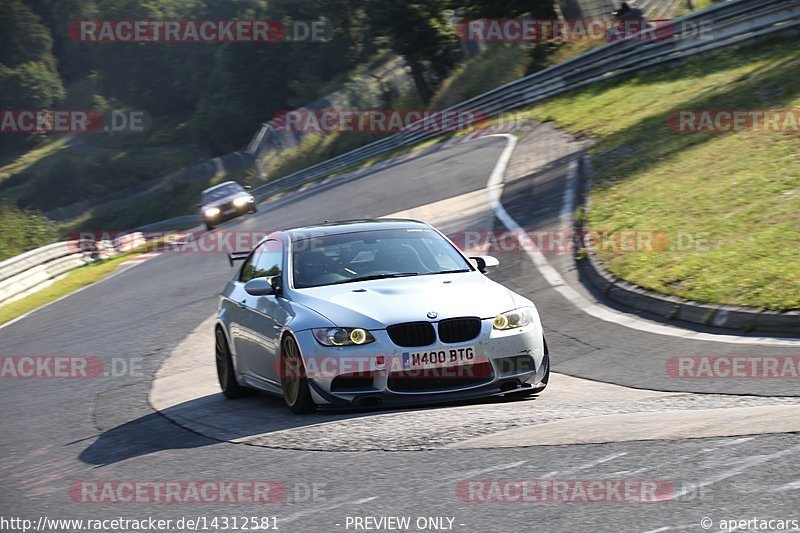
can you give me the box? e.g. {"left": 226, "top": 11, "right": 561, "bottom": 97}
{"left": 289, "top": 272, "right": 518, "bottom": 329}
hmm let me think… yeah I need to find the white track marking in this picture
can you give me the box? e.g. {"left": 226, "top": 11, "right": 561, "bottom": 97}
{"left": 656, "top": 443, "right": 800, "bottom": 501}
{"left": 559, "top": 160, "right": 579, "bottom": 227}
{"left": 279, "top": 496, "right": 379, "bottom": 525}
{"left": 607, "top": 467, "right": 652, "bottom": 476}
{"left": 773, "top": 480, "right": 800, "bottom": 492}
{"left": 436, "top": 460, "right": 527, "bottom": 485}
{"left": 537, "top": 452, "right": 627, "bottom": 478}
{"left": 483, "top": 133, "right": 800, "bottom": 346}
{"left": 717, "top": 437, "right": 756, "bottom": 447}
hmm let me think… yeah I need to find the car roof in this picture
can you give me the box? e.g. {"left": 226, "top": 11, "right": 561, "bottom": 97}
{"left": 286, "top": 218, "right": 431, "bottom": 241}
{"left": 202, "top": 181, "right": 239, "bottom": 194}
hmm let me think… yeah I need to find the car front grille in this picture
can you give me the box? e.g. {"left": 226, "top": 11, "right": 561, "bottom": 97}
{"left": 437, "top": 317, "right": 481, "bottom": 343}
{"left": 386, "top": 322, "right": 436, "bottom": 347}
{"left": 386, "top": 362, "right": 494, "bottom": 393}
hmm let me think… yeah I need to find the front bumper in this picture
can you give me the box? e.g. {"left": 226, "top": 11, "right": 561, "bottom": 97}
{"left": 203, "top": 201, "right": 254, "bottom": 224}
{"left": 293, "top": 318, "right": 546, "bottom": 408}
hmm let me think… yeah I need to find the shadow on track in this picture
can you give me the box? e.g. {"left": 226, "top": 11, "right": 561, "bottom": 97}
{"left": 78, "top": 392, "right": 540, "bottom": 465}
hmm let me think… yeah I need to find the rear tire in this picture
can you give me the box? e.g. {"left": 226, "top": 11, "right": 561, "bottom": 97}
{"left": 280, "top": 335, "right": 316, "bottom": 414}
{"left": 215, "top": 327, "right": 251, "bottom": 399}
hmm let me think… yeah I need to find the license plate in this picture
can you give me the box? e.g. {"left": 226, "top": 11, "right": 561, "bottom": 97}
{"left": 224, "top": 208, "right": 236, "bottom": 215}
{"left": 402, "top": 346, "right": 485, "bottom": 370}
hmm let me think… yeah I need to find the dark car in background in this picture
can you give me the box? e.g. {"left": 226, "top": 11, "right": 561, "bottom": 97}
{"left": 199, "top": 181, "right": 257, "bottom": 230}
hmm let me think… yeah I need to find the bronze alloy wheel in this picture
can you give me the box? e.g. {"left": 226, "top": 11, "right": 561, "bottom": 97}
{"left": 280, "top": 335, "right": 316, "bottom": 414}
{"left": 215, "top": 327, "right": 250, "bottom": 399}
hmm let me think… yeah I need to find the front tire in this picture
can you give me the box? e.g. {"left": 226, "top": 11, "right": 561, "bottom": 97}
{"left": 205, "top": 221, "right": 215, "bottom": 231}
{"left": 215, "top": 327, "right": 251, "bottom": 399}
{"left": 280, "top": 335, "right": 315, "bottom": 414}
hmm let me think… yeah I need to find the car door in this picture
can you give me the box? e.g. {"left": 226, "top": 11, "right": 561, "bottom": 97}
{"left": 236, "top": 239, "right": 290, "bottom": 384}
{"left": 227, "top": 246, "right": 262, "bottom": 379}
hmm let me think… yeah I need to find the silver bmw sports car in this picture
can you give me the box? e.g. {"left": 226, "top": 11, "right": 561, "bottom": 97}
{"left": 215, "top": 219, "right": 549, "bottom": 414}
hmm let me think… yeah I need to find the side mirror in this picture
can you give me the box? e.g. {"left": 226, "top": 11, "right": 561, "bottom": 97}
{"left": 244, "top": 276, "right": 277, "bottom": 296}
{"left": 470, "top": 255, "right": 499, "bottom": 273}
{"left": 228, "top": 251, "right": 250, "bottom": 267}
{"left": 196, "top": 203, "right": 202, "bottom": 208}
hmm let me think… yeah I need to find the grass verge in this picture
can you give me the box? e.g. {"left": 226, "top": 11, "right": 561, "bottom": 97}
{"left": 0, "top": 253, "right": 140, "bottom": 326}
{"left": 431, "top": 44, "right": 530, "bottom": 109}
{"left": 519, "top": 38, "right": 799, "bottom": 310}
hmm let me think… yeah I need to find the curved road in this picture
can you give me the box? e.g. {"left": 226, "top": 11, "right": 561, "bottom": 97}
{"left": 1, "top": 134, "right": 798, "bottom": 532}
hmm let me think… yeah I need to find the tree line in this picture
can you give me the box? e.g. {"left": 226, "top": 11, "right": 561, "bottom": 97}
{"left": 2, "top": 0, "right": 554, "bottom": 154}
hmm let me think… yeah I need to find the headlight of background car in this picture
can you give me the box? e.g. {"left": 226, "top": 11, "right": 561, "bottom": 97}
{"left": 233, "top": 196, "right": 252, "bottom": 207}
{"left": 493, "top": 307, "right": 533, "bottom": 330}
{"left": 313, "top": 327, "right": 375, "bottom": 346}
{"left": 204, "top": 207, "right": 220, "bottom": 218}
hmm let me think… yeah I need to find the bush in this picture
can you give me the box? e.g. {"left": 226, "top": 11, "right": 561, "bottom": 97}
{"left": 0, "top": 203, "right": 59, "bottom": 261}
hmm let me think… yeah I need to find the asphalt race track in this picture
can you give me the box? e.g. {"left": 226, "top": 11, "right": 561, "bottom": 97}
{"left": 1, "top": 134, "right": 799, "bottom": 532}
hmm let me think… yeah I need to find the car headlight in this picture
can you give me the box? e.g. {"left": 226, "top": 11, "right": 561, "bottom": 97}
{"left": 312, "top": 328, "right": 375, "bottom": 346}
{"left": 204, "top": 207, "right": 220, "bottom": 218}
{"left": 493, "top": 307, "right": 533, "bottom": 330}
{"left": 233, "top": 196, "right": 252, "bottom": 208}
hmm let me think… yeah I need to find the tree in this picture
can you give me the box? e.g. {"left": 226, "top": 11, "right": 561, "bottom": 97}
{"left": 448, "top": 0, "right": 558, "bottom": 73}
{"left": 24, "top": 0, "right": 98, "bottom": 82}
{"left": 365, "top": 1, "right": 459, "bottom": 103}
{"left": 449, "top": 0, "right": 556, "bottom": 18}
{"left": 0, "top": 0, "right": 65, "bottom": 108}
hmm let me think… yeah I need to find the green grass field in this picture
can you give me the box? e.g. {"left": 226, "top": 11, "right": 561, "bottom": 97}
{"left": 523, "top": 38, "right": 799, "bottom": 310}
{"left": 0, "top": 252, "right": 139, "bottom": 326}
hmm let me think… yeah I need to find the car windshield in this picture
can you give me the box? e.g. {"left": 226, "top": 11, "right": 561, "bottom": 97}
{"left": 291, "top": 227, "right": 473, "bottom": 288}
{"left": 202, "top": 183, "right": 243, "bottom": 203}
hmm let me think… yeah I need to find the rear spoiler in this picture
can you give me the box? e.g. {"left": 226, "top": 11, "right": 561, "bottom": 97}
{"left": 227, "top": 251, "right": 250, "bottom": 267}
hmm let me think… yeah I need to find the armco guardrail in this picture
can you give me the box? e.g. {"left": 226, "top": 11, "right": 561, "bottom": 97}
{"left": 240, "top": 0, "right": 796, "bottom": 204}
{"left": 138, "top": 0, "right": 796, "bottom": 233}
{"left": 0, "top": 240, "right": 98, "bottom": 305}
{"left": 10, "top": 1, "right": 800, "bottom": 245}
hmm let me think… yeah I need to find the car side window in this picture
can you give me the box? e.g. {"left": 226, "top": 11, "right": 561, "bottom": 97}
{"left": 240, "top": 240, "right": 283, "bottom": 283}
